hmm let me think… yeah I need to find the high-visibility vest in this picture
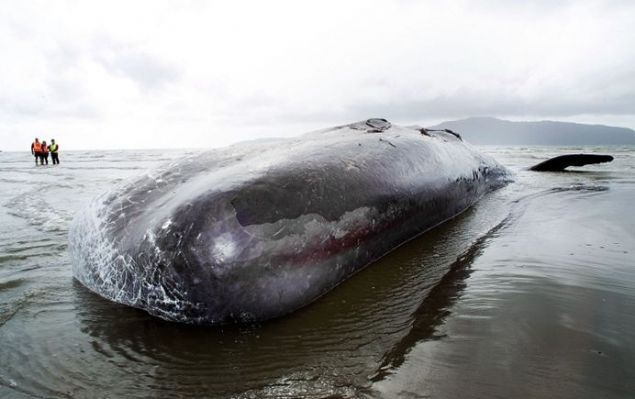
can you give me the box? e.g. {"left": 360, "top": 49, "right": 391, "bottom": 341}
{"left": 42, "top": 145, "right": 49, "bottom": 154}
{"left": 50, "top": 144, "right": 58, "bottom": 153}
{"left": 33, "top": 142, "right": 42, "bottom": 152}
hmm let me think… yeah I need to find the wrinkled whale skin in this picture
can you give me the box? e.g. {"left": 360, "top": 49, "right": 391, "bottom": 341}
{"left": 69, "top": 120, "right": 511, "bottom": 324}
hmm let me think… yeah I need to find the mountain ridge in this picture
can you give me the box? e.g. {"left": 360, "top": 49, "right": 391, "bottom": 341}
{"left": 429, "top": 117, "right": 635, "bottom": 145}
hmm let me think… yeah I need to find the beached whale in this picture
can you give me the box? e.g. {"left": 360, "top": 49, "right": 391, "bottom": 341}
{"left": 68, "top": 119, "right": 611, "bottom": 324}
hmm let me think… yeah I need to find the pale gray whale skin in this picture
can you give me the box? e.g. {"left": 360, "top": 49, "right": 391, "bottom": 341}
{"left": 69, "top": 119, "right": 513, "bottom": 324}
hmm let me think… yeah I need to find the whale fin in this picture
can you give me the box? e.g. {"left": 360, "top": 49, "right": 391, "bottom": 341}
{"left": 529, "top": 154, "right": 614, "bottom": 171}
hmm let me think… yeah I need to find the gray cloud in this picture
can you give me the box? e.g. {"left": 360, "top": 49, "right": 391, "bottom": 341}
{"left": 346, "top": 89, "right": 635, "bottom": 122}
{"left": 92, "top": 38, "right": 181, "bottom": 91}
{"left": 0, "top": 0, "right": 634, "bottom": 150}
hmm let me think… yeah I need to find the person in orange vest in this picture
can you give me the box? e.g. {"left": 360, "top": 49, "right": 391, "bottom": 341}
{"left": 49, "top": 139, "right": 60, "bottom": 165}
{"left": 41, "top": 140, "right": 49, "bottom": 165}
{"left": 31, "top": 138, "right": 42, "bottom": 166}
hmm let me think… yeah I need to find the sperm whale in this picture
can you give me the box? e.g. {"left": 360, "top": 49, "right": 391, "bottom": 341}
{"left": 69, "top": 119, "right": 610, "bottom": 324}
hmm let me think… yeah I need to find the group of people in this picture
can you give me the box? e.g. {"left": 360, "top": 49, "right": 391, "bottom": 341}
{"left": 31, "top": 138, "right": 60, "bottom": 166}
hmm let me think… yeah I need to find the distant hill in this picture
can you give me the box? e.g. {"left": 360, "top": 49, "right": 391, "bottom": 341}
{"left": 430, "top": 117, "right": 635, "bottom": 145}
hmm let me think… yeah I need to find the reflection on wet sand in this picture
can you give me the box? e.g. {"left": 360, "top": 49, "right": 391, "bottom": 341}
{"left": 2, "top": 147, "right": 633, "bottom": 399}
{"left": 72, "top": 193, "right": 509, "bottom": 398}
{"left": 371, "top": 212, "right": 513, "bottom": 383}
{"left": 371, "top": 176, "right": 635, "bottom": 399}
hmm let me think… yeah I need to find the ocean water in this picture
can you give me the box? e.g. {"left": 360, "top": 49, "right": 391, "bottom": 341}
{"left": 0, "top": 146, "right": 633, "bottom": 398}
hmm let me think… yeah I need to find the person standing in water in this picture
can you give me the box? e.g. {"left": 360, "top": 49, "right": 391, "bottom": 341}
{"left": 31, "top": 138, "right": 42, "bottom": 166}
{"left": 49, "top": 139, "right": 60, "bottom": 165}
{"left": 41, "top": 140, "right": 49, "bottom": 165}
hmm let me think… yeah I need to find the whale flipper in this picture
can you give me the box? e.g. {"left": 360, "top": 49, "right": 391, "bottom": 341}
{"left": 529, "top": 154, "right": 614, "bottom": 171}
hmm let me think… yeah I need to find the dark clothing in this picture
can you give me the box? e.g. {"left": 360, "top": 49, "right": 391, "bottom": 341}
{"left": 50, "top": 143, "right": 59, "bottom": 165}
{"left": 40, "top": 144, "right": 49, "bottom": 165}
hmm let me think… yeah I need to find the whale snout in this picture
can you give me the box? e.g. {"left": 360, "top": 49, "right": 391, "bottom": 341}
{"left": 141, "top": 190, "right": 312, "bottom": 324}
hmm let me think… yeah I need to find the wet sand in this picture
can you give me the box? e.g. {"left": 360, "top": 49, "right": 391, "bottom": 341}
{"left": 0, "top": 146, "right": 633, "bottom": 398}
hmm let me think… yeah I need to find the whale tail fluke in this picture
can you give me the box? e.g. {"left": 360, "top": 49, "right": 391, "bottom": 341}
{"left": 529, "top": 154, "right": 614, "bottom": 171}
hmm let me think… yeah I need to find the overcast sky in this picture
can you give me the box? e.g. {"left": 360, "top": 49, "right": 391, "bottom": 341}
{"left": 1, "top": 0, "right": 634, "bottom": 150}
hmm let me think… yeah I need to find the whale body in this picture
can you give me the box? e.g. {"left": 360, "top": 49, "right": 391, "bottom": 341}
{"left": 69, "top": 119, "right": 512, "bottom": 324}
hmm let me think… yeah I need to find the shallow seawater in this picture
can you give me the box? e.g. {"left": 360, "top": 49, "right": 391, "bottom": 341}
{"left": 0, "top": 146, "right": 633, "bottom": 398}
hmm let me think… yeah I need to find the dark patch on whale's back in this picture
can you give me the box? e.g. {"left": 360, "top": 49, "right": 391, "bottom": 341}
{"left": 231, "top": 170, "right": 356, "bottom": 226}
{"left": 230, "top": 165, "right": 376, "bottom": 226}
